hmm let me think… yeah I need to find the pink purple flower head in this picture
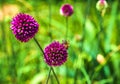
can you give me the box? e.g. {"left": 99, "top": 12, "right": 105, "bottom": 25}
{"left": 60, "top": 4, "right": 73, "bottom": 17}
{"left": 11, "top": 13, "right": 39, "bottom": 42}
{"left": 44, "top": 41, "right": 68, "bottom": 66}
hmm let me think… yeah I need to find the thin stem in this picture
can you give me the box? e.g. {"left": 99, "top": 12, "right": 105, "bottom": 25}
{"left": 97, "top": 13, "right": 105, "bottom": 54}
{"left": 65, "top": 17, "right": 69, "bottom": 84}
{"left": 74, "top": 68, "right": 79, "bottom": 84}
{"left": 65, "top": 17, "right": 68, "bottom": 40}
{"left": 81, "top": 67, "right": 91, "bottom": 84}
{"left": 33, "top": 37, "right": 44, "bottom": 55}
{"left": 46, "top": 67, "right": 52, "bottom": 84}
{"left": 51, "top": 67, "right": 60, "bottom": 84}
{"left": 48, "top": 0, "right": 52, "bottom": 41}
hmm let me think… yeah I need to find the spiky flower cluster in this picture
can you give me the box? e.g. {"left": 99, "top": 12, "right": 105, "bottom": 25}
{"left": 11, "top": 13, "right": 39, "bottom": 42}
{"left": 44, "top": 41, "right": 68, "bottom": 66}
{"left": 60, "top": 4, "right": 74, "bottom": 17}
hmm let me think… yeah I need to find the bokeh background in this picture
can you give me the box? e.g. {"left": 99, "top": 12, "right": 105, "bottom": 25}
{"left": 0, "top": 0, "right": 120, "bottom": 84}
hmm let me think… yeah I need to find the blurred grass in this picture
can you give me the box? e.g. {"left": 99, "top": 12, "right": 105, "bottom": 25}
{"left": 0, "top": 0, "right": 120, "bottom": 84}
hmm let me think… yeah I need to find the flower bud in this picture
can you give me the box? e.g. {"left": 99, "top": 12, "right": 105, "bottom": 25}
{"left": 96, "top": 54, "right": 106, "bottom": 65}
{"left": 96, "top": 0, "right": 108, "bottom": 12}
{"left": 60, "top": 4, "right": 73, "bottom": 17}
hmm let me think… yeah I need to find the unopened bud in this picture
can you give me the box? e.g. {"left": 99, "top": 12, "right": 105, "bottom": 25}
{"left": 96, "top": 0, "right": 108, "bottom": 12}
{"left": 96, "top": 54, "right": 106, "bottom": 65}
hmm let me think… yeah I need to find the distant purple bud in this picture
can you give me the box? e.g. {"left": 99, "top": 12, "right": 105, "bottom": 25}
{"left": 11, "top": 13, "right": 39, "bottom": 42}
{"left": 60, "top": 4, "right": 73, "bottom": 17}
{"left": 44, "top": 41, "right": 68, "bottom": 66}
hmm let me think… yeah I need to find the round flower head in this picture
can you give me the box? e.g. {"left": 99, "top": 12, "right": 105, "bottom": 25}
{"left": 96, "top": 0, "right": 108, "bottom": 12}
{"left": 60, "top": 4, "right": 73, "bottom": 17}
{"left": 11, "top": 13, "right": 39, "bottom": 42}
{"left": 44, "top": 41, "right": 68, "bottom": 66}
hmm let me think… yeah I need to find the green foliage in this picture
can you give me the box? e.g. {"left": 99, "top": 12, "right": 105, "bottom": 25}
{"left": 0, "top": 0, "right": 120, "bottom": 84}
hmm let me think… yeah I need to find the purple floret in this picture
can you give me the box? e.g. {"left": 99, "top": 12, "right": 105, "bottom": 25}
{"left": 44, "top": 41, "right": 68, "bottom": 66}
{"left": 60, "top": 4, "right": 74, "bottom": 17}
{"left": 11, "top": 13, "right": 39, "bottom": 42}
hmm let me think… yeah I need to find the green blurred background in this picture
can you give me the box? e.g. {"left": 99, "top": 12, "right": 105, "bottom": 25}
{"left": 0, "top": 0, "right": 120, "bottom": 84}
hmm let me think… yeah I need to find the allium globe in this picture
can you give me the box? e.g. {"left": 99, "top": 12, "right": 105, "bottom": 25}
{"left": 11, "top": 13, "right": 39, "bottom": 42}
{"left": 44, "top": 41, "right": 68, "bottom": 66}
{"left": 60, "top": 4, "right": 73, "bottom": 17}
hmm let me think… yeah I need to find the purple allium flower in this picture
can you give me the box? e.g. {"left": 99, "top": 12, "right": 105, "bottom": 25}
{"left": 11, "top": 13, "right": 39, "bottom": 42}
{"left": 60, "top": 4, "right": 73, "bottom": 17}
{"left": 44, "top": 41, "right": 68, "bottom": 66}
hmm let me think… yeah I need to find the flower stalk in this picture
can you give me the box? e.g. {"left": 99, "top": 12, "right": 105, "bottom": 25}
{"left": 65, "top": 17, "right": 68, "bottom": 40}
{"left": 46, "top": 67, "right": 52, "bottom": 84}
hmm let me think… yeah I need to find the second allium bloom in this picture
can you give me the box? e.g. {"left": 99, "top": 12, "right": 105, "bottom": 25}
{"left": 60, "top": 4, "right": 73, "bottom": 17}
{"left": 44, "top": 41, "right": 68, "bottom": 66}
{"left": 11, "top": 13, "right": 39, "bottom": 42}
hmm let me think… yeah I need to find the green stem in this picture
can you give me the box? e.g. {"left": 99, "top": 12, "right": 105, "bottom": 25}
{"left": 65, "top": 17, "right": 68, "bottom": 40}
{"left": 51, "top": 67, "right": 60, "bottom": 84}
{"left": 48, "top": 0, "right": 52, "bottom": 41}
{"left": 97, "top": 13, "right": 105, "bottom": 54}
{"left": 46, "top": 67, "right": 52, "bottom": 84}
{"left": 33, "top": 37, "right": 44, "bottom": 55}
{"left": 81, "top": 67, "right": 91, "bottom": 84}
